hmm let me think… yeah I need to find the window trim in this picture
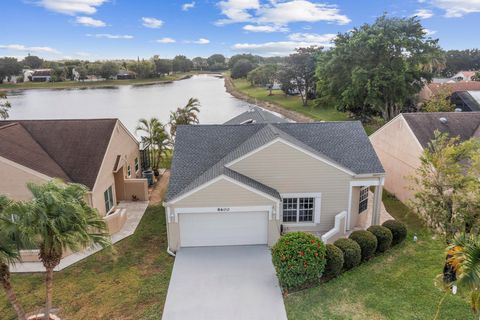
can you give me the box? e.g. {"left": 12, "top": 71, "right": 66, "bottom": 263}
{"left": 280, "top": 193, "right": 321, "bottom": 225}
{"left": 104, "top": 185, "right": 114, "bottom": 214}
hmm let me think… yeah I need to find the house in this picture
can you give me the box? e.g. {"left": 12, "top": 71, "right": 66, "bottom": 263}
{"left": 31, "top": 69, "right": 52, "bottom": 82}
{"left": 370, "top": 112, "right": 480, "bottom": 204}
{"left": 116, "top": 70, "right": 136, "bottom": 80}
{"left": 224, "top": 106, "right": 288, "bottom": 125}
{"left": 451, "top": 71, "right": 477, "bottom": 82}
{"left": 419, "top": 82, "right": 480, "bottom": 102}
{"left": 0, "top": 119, "right": 149, "bottom": 242}
{"left": 164, "top": 120, "right": 386, "bottom": 251}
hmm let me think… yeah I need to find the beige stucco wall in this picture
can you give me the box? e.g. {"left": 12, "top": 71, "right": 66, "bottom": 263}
{"left": 167, "top": 178, "right": 279, "bottom": 251}
{"left": 124, "top": 179, "right": 149, "bottom": 201}
{"left": 91, "top": 121, "right": 142, "bottom": 216}
{"left": 370, "top": 116, "right": 423, "bottom": 204}
{"left": 229, "top": 141, "right": 352, "bottom": 233}
{"left": 0, "top": 158, "right": 50, "bottom": 201}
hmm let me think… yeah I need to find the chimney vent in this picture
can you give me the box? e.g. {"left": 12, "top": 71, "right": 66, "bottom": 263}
{"left": 439, "top": 117, "right": 448, "bottom": 124}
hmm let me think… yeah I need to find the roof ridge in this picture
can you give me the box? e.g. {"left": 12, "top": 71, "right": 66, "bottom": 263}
{"left": 0, "top": 122, "right": 19, "bottom": 131}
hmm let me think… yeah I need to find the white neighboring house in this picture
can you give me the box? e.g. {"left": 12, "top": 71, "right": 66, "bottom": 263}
{"left": 31, "top": 69, "right": 52, "bottom": 82}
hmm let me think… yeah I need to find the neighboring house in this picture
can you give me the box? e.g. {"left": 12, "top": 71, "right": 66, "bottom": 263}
{"left": 419, "top": 82, "right": 480, "bottom": 102}
{"left": 116, "top": 71, "right": 136, "bottom": 80}
{"left": 370, "top": 112, "right": 480, "bottom": 204}
{"left": 224, "top": 106, "right": 289, "bottom": 125}
{"left": 31, "top": 69, "right": 52, "bottom": 82}
{"left": 451, "top": 91, "right": 480, "bottom": 112}
{"left": 0, "top": 119, "right": 148, "bottom": 238}
{"left": 451, "top": 70, "right": 477, "bottom": 82}
{"left": 164, "top": 120, "right": 386, "bottom": 251}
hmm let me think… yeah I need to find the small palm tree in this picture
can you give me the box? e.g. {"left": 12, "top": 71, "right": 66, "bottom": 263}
{"left": 136, "top": 118, "right": 171, "bottom": 172}
{"left": 0, "top": 195, "right": 28, "bottom": 320}
{"left": 26, "top": 180, "right": 111, "bottom": 320}
{"left": 169, "top": 97, "right": 201, "bottom": 138}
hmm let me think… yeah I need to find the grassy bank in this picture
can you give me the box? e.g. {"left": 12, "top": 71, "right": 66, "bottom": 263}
{"left": 0, "top": 205, "right": 174, "bottom": 320}
{"left": 285, "top": 193, "right": 471, "bottom": 320}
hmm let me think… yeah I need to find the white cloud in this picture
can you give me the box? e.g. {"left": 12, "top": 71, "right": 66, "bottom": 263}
{"left": 423, "top": 28, "right": 437, "bottom": 36}
{"left": 193, "top": 38, "right": 210, "bottom": 44}
{"left": 86, "top": 33, "right": 133, "bottom": 39}
{"left": 428, "top": 0, "right": 480, "bottom": 17}
{"left": 141, "top": 17, "right": 164, "bottom": 28}
{"left": 34, "top": 0, "right": 108, "bottom": 15}
{"left": 156, "top": 37, "right": 176, "bottom": 43}
{"left": 0, "top": 44, "right": 61, "bottom": 54}
{"left": 413, "top": 9, "right": 434, "bottom": 19}
{"left": 75, "top": 16, "right": 106, "bottom": 27}
{"left": 216, "top": 0, "right": 350, "bottom": 26}
{"left": 232, "top": 32, "right": 335, "bottom": 56}
{"left": 182, "top": 1, "right": 195, "bottom": 11}
{"left": 243, "top": 24, "right": 288, "bottom": 32}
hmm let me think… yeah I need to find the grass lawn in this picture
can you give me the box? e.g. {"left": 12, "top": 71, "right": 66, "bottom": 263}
{"left": 284, "top": 193, "right": 472, "bottom": 320}
{"left": 0, "top": 205, "right": 174, "bottom": 320}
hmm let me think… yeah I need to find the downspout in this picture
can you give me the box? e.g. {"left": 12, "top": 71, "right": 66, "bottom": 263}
{"left": 167, "top": 248, "right": 176, "bottom": 257}
{"left": 164, "top": 202, "right": 176, "bottom": 257}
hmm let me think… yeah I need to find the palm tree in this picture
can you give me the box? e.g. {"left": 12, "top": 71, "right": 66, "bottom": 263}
{"left": 0, "top": 196, "right": 27, "bottom": 320}
{"left": 26, "top": 180, "right": 110, "bottom": 320}
{"left": 135, "top": 118, "right": 171, "bottom": 172}
{"left": 169, "top": 97, "right": 201, "bottom": 138}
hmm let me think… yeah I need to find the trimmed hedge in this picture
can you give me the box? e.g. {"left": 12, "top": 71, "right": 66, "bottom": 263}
{"left": 382, "top": 220, "right": 407, "bottom": 246}
{"left": 334, "top": 238, "right": 361, "bottom": 270}
{"left": 367, "top": 225, "right": 393, "bottom": 252}
{"left": 324, "top": 244, "right": 344, "bottom": 279}
{"left": 349, "top": 230, "right": 378, "bottom": 261}
{"left": 272, "top": 232, "right": 326, "bottom": 289}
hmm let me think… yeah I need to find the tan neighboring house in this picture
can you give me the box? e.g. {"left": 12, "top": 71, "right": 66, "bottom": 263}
{"left": 164, "top": 114, "right": 386, "bottom": 252}
{"left": 0, "top": 119, "right": 148, "bottom": 253}
{"left": 370, "top": 112, "right": 480, "bottom": 204}
{"left": 419, "top": 81, "right": 480, "bottom": 102}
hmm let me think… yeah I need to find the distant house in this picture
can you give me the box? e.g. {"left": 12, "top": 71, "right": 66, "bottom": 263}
{"left": 370, "top": 112, "right": 480, "bottom": 204}
{"left": 31, "top": 69, "right": 52, "bottom": 82}
{"left": 116, "top": 70, "right": 136, "bottom": 80}
{"left": 451, "top": 70, "right": 477, "bottom": 82}
{"left": 419, "top": 82, "right": 480, "bottom": 111}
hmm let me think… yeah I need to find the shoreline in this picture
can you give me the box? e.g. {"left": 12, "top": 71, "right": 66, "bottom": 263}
{"left": 223, "top": 75, "right": 313, "bottom": 123}
{"left": 0, "top": 73, "right": 197, "bottom": 92}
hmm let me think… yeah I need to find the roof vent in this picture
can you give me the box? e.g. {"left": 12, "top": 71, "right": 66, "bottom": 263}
{"left": 455, "top": 108, "right": 462, "bottom": 112}
{"left": 439, "top": 117, "right": 448, "bottom": 124}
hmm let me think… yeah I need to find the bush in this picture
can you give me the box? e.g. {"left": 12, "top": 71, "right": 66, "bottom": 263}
{"left": 324, "top": 244, "right": 344, "bottom": 279}
{"left": 231, "top": 59, "right": 255, "bottom": 79}
{"left": 333, "top": 238, "right": 361, "bottom": 270}
{"left": 382, "top": 220, "right": 407, "bottom": 245}
{"left": 367, "top": 225, "right": 393, "bottom": 252}
{"left": 349, "top": 230, "right": 378, "bottom": 260}
{"left": 271, "top": 232, "right": 326, "bottom": 290}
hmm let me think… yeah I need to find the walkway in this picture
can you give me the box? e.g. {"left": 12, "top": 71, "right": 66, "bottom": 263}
{"left": 149, "top": 170, "right": 170, "bottom": 206}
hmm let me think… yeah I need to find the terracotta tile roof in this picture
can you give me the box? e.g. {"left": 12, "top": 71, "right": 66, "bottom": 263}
{"left": 0, "top": 119, "right": 117, "bottom": 189}
{"left": 427, "top": 82, "right": 480, "bottom": 95}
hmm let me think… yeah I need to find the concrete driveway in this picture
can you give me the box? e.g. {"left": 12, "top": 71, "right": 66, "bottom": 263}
{"left": 162, "top": 245, "right": 287, "bottom": 320}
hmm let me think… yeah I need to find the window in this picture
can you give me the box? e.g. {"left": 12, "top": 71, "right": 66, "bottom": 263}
{"left": 104, "top": 186, "right": 114, "bottom": 213}
{"left": 359, "top": 187, "right": 369, "bottom": 213}
{"left": 127, "top": 165, "right": 131, "bottom": 177}
{"left": 134, "top": 157, "right": 139, "bottom": 172}
{"left": 282, "top": 197, "right": 315, "bottom": 223}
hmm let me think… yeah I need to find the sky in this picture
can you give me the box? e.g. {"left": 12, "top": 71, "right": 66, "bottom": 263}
{"left": 1, "top": 0, "right": 480, "bottom": 61}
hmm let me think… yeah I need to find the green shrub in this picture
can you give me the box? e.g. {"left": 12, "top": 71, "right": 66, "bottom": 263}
{"left": 367, "top": 225, "right": 393, "bottom": 252}
{"left": 333, "top": 238, "right": 361, "bottom": 270}
{"left": 382, "top": 220, "right": 407, "bottom": 245}
{"left": 271, "top": 232, "right": 326, "bottom": 290}
{"left": 349, "top": 230, "right": 378, "bottom": 260}
{"left": 324, "top": 244, "right": 344, "bottom": 279}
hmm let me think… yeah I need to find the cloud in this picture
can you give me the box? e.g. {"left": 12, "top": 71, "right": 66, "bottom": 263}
{"left": 0, "top": 44, "right": 61, "bottom": 54}
{"left": 182, "top": 1, "right": 195, "bottom": 11}
{"left": 141, "top": 17, "right": 164, "bottom": 28}
{"left": 156, "top": 37, "right": 176, "bottom": 43}
{"left": 243, "top": 24, "right": 288, "bottom": 32}
{"left": 428, "top": 0, "right": 480, "bottom": 17}
{"left": 423, "top": 28, "right": 437, "bottom": 36}
{"left": 216, "top": 0, "right": 350, "bottom": 26}
{"left": 412, "top": 9, "right": 434, "bottom": 19}
{"left": 75, "top": 16, "right": 106, "bottom": 27}
{"left": 193, "top": 38, "right": 210, "bottom": 44}
{"left": 86, "top": 33, "right": 133, "bottom": 39}
{"left": 33, "top": 0, "right": 108, "bottom": 15}
{"left": 232, "top": 32, "right": 336, "bottom": 56}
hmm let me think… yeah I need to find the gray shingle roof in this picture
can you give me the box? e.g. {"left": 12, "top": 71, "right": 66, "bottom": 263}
{"left": 224, "top": 106, "right": 289, "bottom": 125}
{"left": 402, "top": 112, "right": 480, "bottom": 148}
{"left": 166, "top": 121, "right": 384, "bottom": 202}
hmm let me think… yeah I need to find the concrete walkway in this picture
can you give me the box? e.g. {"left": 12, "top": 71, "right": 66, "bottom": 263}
{"left": 10, "top": 201, "right": 149, "bottom": 273}
{"left": 162, "top": 246, "right": 287, "bottom": 320}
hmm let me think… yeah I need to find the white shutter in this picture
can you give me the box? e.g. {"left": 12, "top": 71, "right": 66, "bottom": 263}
{"left": 314, "top": 195, "right": 321, "bottom": 224}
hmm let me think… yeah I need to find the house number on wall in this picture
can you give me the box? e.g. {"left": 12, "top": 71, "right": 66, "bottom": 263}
{"left": 217, "top": 207, "right": 230, "bottom": 212}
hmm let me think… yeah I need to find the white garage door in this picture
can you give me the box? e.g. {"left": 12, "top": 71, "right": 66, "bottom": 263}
{"left": 179, "top": 211, "right": 268, "bottom": 247}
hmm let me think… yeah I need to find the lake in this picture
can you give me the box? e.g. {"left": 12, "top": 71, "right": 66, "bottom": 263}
{"left": 7, "top": 74, "right": 254, "bottom": 136}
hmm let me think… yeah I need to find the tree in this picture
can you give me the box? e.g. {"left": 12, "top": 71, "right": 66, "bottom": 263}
{"left": 26, "top": 180, "right": 110, "bottom": 320}
{"left": 228, "top": 54, "right": 260, "bottom": 69}
{"left": 247, "top": 64, "right": 278, "bottom": 95}
{"left": 409, "top": 131, "right": 480, "bottom": 240}
{"left": 135, "top": 118, "right": 170, "bottom": 172}
{"left": 207, "top": 54, "right": 226, "bottom": 67}
{"left": 128, "top": 60, "right": 155, "bottom": 78}
{"left": 100, "top": 61, "right": 119, "bottom": 79}
{"left": 169, "top": 98, "right": 201, "bottom": 138}
{"left": 316, "top": 15, "right": 442, "bottom": 121}
{"left": 22, "top": 55, "right": 43, "bottom": 69}
{"left": 172, "top": 55, "right": 193, "bottom": 73}
{"left": 443, "top": 49, "right": 480, "bottom": 77}
{"left": 473, "top": 71, "right": 480, "bottom": 81}
{"left": 154, "top": 59, "right": 172, "bottom": 75}
{"left": 192, "top": 57, "right": 208, "bottom": 71}
{"left": 0, "top": 57, "right": 22, "bottom": 83}
{"left": 0, "top": 92, "right": 11, "bottom": 120}
{"left": 231, "top": 59, "right": 255, "bottom": 79}
{"left": 0, "top": 196, "right": 28, "bottom": 320}
{"left": 423, "top": 89, "right": 455, "bottom": 112}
